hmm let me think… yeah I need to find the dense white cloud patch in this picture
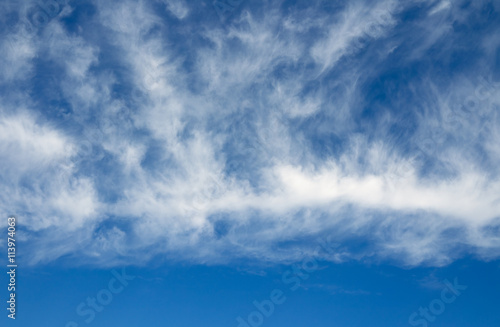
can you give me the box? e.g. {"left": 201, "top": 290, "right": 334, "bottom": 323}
{"left": 0, "top": 111, "right": 100, "bottom": 234}
{"left": 0, "top": 0, "right": 499, "bottom": 267}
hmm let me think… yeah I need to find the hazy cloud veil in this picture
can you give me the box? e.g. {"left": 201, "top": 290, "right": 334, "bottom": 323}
{"left": 0, "top": 0, "right": 499, "bottom": 268}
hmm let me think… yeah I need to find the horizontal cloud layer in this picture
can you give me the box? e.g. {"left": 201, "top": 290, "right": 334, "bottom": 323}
{"left": 0, "top": 0, "right": 499, "bottom": 267}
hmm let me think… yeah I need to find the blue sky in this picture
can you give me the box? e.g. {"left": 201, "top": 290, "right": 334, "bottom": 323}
{"left": 0, "top": 0, "right": 499, "bottom": 326}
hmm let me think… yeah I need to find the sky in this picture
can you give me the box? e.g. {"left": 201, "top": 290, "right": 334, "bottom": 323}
{"left": 0, "top": 0, "right": 499, "bottom": 326}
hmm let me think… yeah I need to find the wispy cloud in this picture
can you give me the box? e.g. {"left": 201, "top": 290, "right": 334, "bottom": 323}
{"left": 1, "top": 0, "right": 499, "bottom": 267}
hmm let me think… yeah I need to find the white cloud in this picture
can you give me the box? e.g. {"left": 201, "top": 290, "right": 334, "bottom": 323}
{"left": 0, "top": 111, "right": 100, "bottom": 236}
{"left": 1, "top": 0, "right": 499, "bottom": 267}
{"left": 310, "top": 0, "right": 398, "bottom": 74}
{"left": 162, "top": 0, "right": 189, "bottom": 19}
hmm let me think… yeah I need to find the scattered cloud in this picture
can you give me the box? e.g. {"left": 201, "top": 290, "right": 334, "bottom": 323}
{"left": 1, "top": 0, "right": 499, "bottom": 267}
